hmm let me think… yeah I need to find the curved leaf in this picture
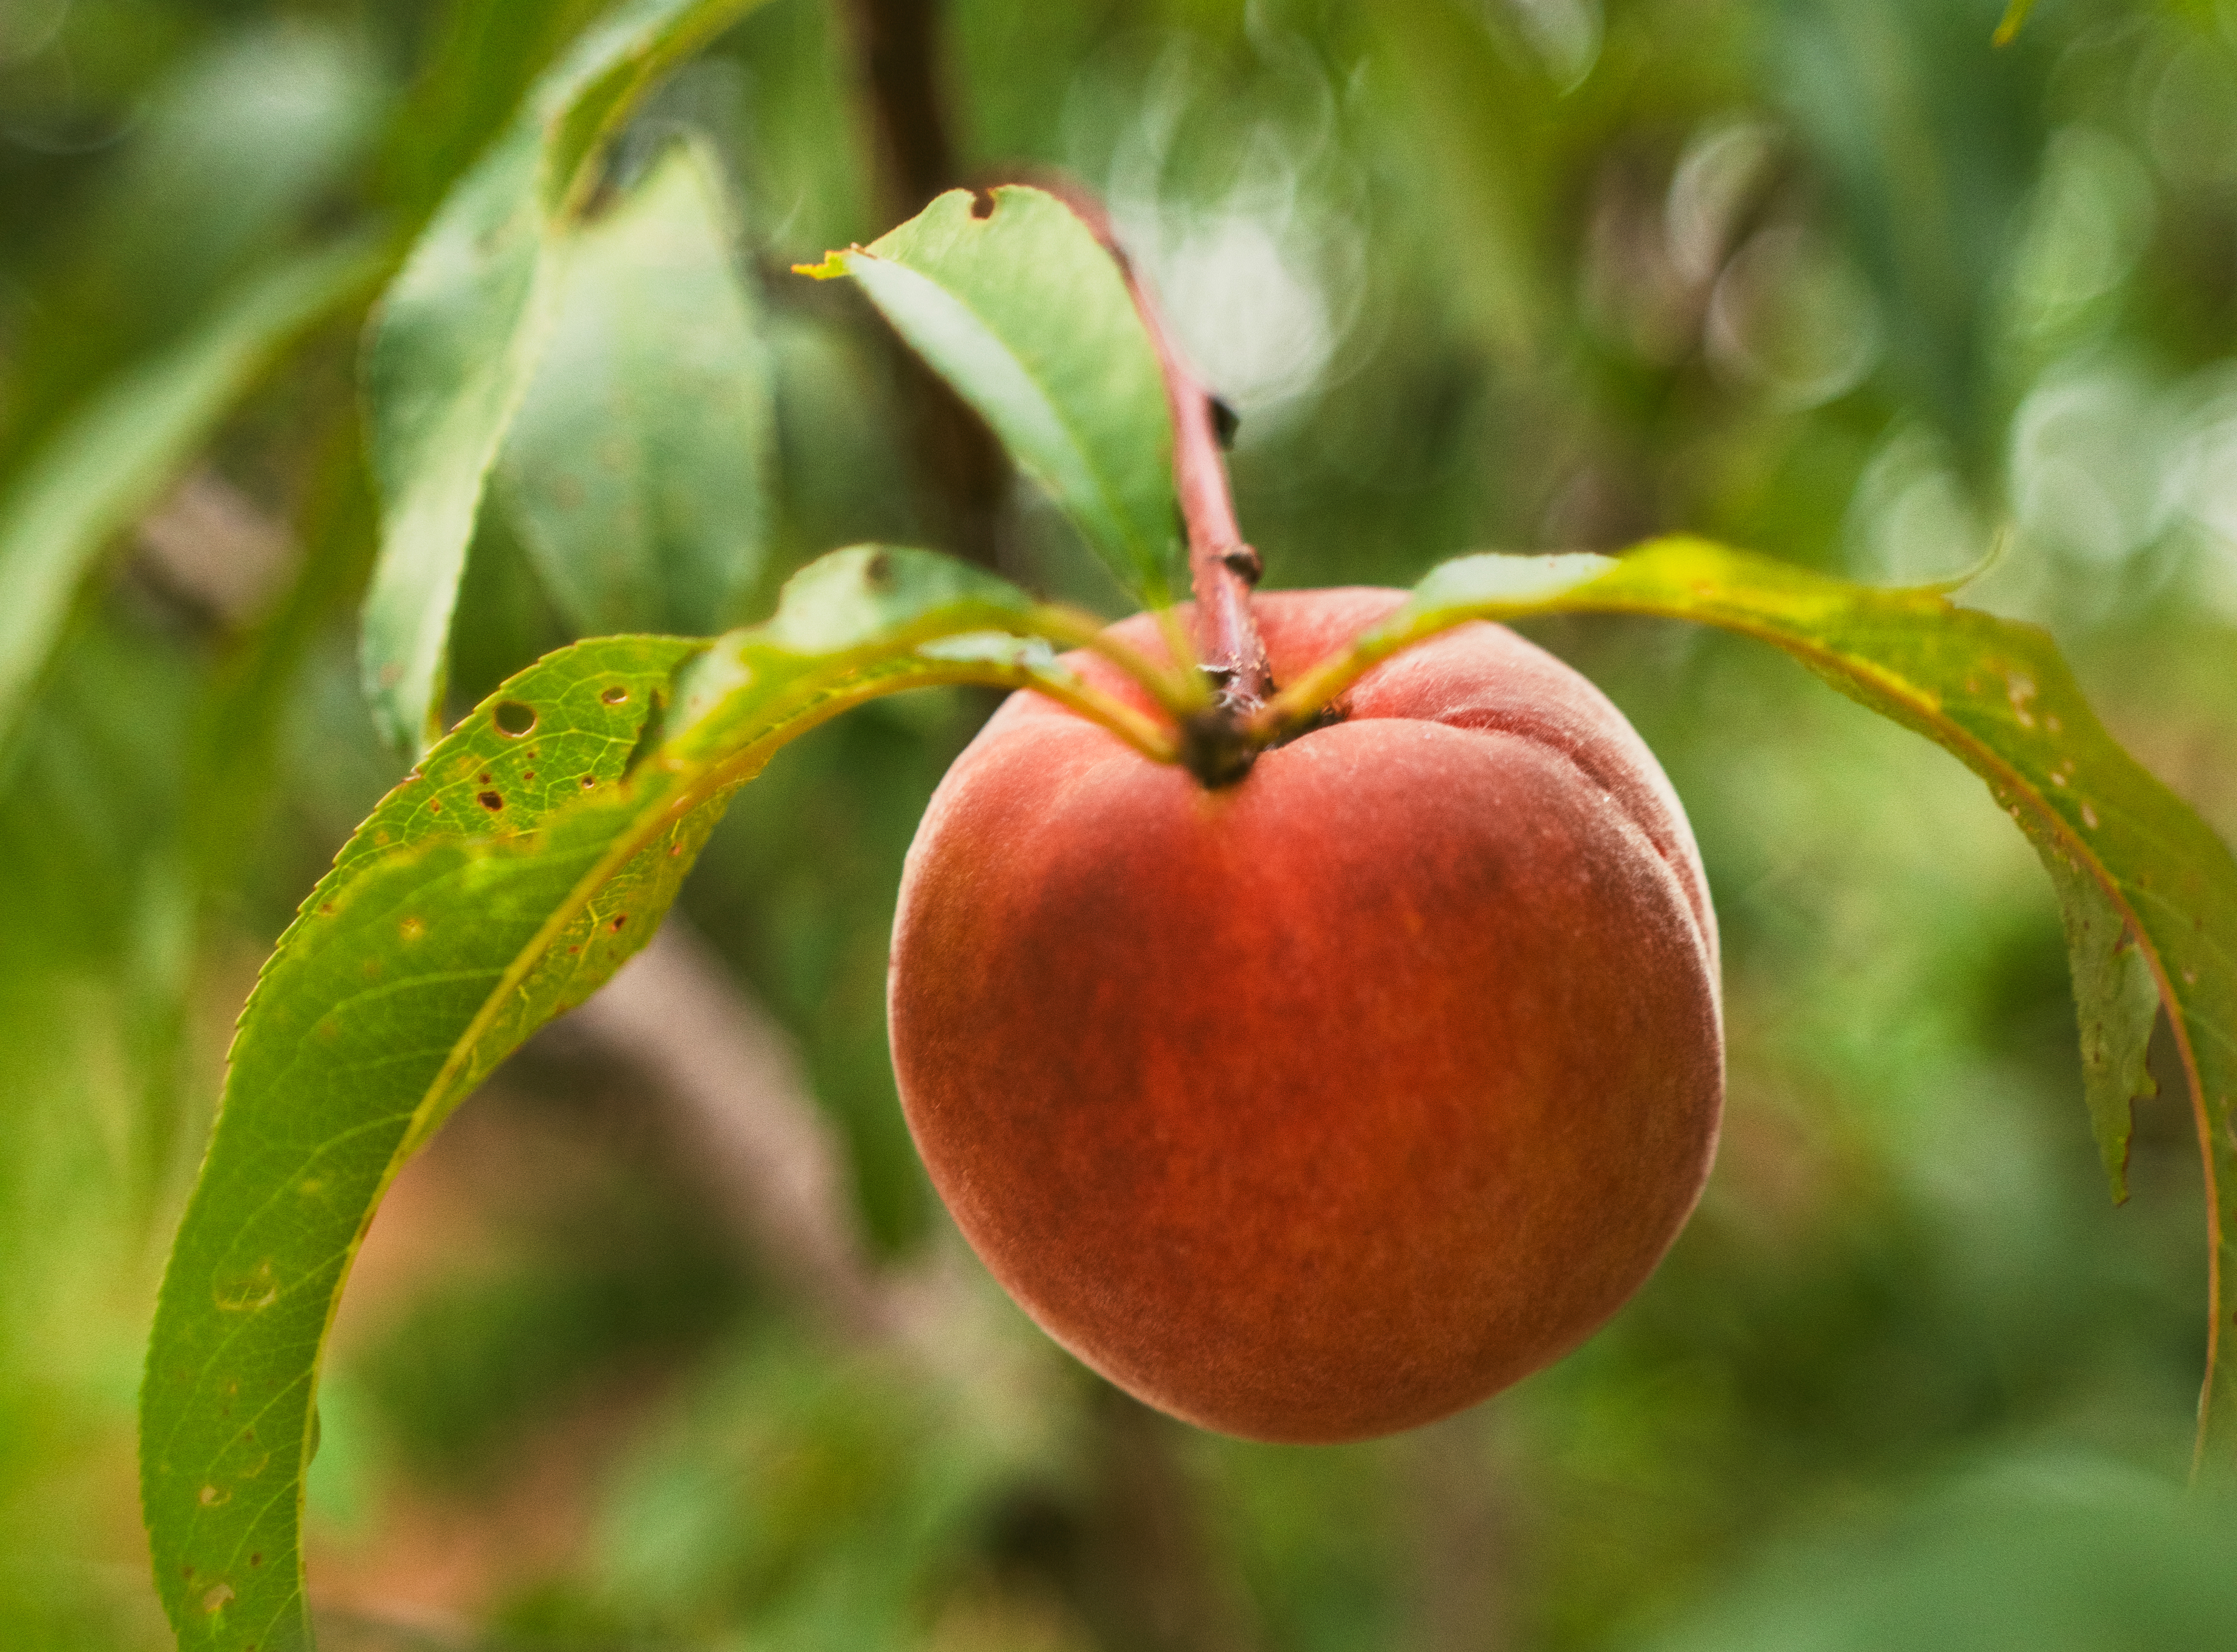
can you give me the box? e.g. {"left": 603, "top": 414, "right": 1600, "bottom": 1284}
{"left": 139, "top": 546, "right": 1132, "bottom": 1651}
{"left": 802, "top": 186, "right": 1180, "bottom": 604}
{"left": 0, "top": 239, "right": 381, "bottom": 769}
{"left": 360, "top": 0, "right": 772, "bottom": 754}
{"left": 497, "top": 137, "right": 773, "bottom": 637}
{"left": 1269, "top": 535, "right": 2237, "bottom": 1463}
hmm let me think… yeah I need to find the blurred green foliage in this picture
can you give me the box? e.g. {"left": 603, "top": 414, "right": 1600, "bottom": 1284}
{"left": 6, "top": 0, "right": 2237, "bottom": 1647}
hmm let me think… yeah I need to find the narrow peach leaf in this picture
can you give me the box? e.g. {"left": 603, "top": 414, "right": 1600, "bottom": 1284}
{"left": 140, "top": 546, "right": 1110, "bottom": 1650}
{"left": 360, "top": 0, "right": 774, "bottom": 753}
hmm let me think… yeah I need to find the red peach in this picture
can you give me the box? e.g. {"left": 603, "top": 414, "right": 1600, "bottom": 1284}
{"left": 888, "top": 588, "right": 1722, "bottom": 1442}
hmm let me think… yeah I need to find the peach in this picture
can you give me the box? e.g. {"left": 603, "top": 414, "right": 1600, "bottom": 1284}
{"left": 888, "top": 588, "right": 1722, "bottom": 1442}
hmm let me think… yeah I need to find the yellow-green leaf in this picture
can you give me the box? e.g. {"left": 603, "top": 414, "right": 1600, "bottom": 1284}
{"left": 139, "top": 545, "right": 1130, "bottom": 1650}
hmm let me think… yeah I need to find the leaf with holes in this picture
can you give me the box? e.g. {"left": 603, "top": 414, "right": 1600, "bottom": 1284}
{"left": 360, "top": 0, "right": 774, "bottom": 754}
{"left": 497, "top": 136, "right": 773, "bottom": 638}
{"left": 138, "top": 543, "right": 1167, "bottom": 1652}
{"left": 800, "top": 185, "right": 1180, "bottom": 605}
{"left": 0, "top": 238, "right": 380, "bottom": 768}
{"left": 1265, "top": 534, "right": 2237, "bottom": 1462}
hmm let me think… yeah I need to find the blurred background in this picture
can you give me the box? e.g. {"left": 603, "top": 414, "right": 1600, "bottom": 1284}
{"left": 6, "top": 0, "right": 2237, "bottom": 1646}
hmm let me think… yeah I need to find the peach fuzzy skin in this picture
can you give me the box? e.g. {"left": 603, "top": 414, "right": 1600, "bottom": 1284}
{"left": 888, "top": 588, "right": 1722, "bottom": 1443}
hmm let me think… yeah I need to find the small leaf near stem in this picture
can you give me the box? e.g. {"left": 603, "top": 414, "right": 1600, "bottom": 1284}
{"left": 1023, "top": 602, "right": 1206, "bottom": 729}
{"left": 1017, "top": 667, "right": 1181, "bottom": 764}
{"left": 1007, "top": 603, "right": 1186, "bottom": 764}
{"left": 1152, "top": 305, "right": 1269, "bottom": 716}
{"left": 1245, "top": 552, "right": 1621, "bottom": 746}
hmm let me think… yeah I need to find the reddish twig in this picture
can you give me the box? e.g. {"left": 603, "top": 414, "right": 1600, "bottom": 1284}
{"left": 1033, "top": 180, "right": 1272, "bottom": 784}
{"left": 1141, "top": 293, "right": 1272, "bottom": 715}
{"left": 1126, "top": 240, "right": 1274, "bottom": 786}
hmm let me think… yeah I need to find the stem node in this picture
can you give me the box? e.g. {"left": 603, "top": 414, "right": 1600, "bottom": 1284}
{"left": 1178, "top": 707, "right": 1258, "bottom": 789}
{"left": 1218, "top": 544, "right": 1264, "bottom": 586}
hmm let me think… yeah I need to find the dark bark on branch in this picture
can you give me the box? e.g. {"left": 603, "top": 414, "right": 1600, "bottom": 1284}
{"left": 838, "top": 0, "right": 1011, "bottom": 572}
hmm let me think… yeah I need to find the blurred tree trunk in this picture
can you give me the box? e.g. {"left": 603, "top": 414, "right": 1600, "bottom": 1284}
{"left": 1406, "top": 1410, "right": 1511, "bottom": 1651}
{"left": 837, "top": 0, "right": 1012, "bottom": 574}
{"left": 1076, "top": 1388, "right": 1266, "bottom": 1652}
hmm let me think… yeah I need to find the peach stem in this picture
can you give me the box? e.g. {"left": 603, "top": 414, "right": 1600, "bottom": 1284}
{"left": 1132, "top": 293, "right": 1272, "bottom": 716}
{"left": 1130, "top": 282, "right": 1274, "bottom": 786}
{"left": 1039, "top": 184, "right": 1270, "bottom": 694}
{"left": 1037, "top": 178, "right": 1271, "bottom": 783}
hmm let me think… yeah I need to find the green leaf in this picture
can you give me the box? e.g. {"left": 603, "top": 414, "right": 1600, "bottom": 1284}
{"left": 139, "top": 545, "right": 1122, "bottom": 1652}
{"left": 0, "top": 239, "right": 382, "bottom": 768}
{"left": 1275, "top": 535, "right": 2237, "bottom": 1462}
{"left": 2045, "top": 853, "right": 2159, "bottom": 1202}
{"left": 802, "top": 185, "right": 1180, "bottom": 604}
{"left": 360, "top": 0, "right": 774, "bottom": 754}
{"left": 497, "top": 137, "right": 773, "bottom": 637}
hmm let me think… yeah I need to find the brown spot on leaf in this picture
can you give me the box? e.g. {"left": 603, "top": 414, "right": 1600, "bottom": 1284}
{"left": 601, "top": 684, "right": 629, "bottom": 704}
{"left": 477, "top": 791, "right": 504, "bottom": 812}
